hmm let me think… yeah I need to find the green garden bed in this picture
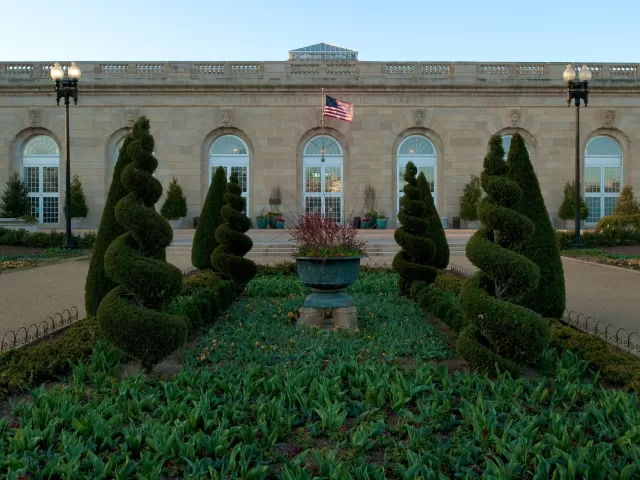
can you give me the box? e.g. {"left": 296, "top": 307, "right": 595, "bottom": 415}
{"left": 2, "top": 271, "right": 640, "bottom": 478}
{"left": 0, "top": 247, "right": 91, "bottom": 271}
{"left": 561, "top": 248, "right": 640, "bottom": 271}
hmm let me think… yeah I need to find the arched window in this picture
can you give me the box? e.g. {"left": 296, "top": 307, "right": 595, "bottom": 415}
{"left": 584, "top": 136, "right": 622, "bottom": 222}
{"left": 209, "top": 135, "right": 249, "bottom": 214}
{"left": 22, "top": 135, "right": 60, "bottom": 224}
{"left": 397, "top": 135, "right": 436, "bottom": 214}
{"left": 303, "top": 135, "right": 343, "bottom": 222}
{"left": 501, "top": 135, "right": 530, "bottom": 160}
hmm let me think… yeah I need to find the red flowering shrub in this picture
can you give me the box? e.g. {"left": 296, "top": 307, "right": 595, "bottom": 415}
{"left": 290, "top": 213, "right": 366, "bottom": 257}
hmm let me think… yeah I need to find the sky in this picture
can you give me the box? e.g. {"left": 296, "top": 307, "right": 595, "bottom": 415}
{"left": 2, "top": 0, "right": 639, "bottom": 62}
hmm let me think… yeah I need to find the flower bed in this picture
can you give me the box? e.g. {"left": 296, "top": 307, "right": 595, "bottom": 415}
{"left": 0, "top": 247, "right": 91, "bottom": 271}
{"left": 3, "top": 271, "right": 640, "bottom": 477}
{"left": 561, "top": 247, "right": 640, "bottom": 271}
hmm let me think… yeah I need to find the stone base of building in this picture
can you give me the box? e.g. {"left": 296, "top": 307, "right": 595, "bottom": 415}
{"left": 298, "top": 307, "right": 359, "bottom": 330}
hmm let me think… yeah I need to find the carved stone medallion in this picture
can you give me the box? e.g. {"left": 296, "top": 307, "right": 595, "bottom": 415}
{"left": 510, "top": 108, "right": 520, "bottom": 127}
{"left": 604, "top": 109, "right": 615, "bottom": 128}
{"left": 28, "top": 107, "right": 40, "bottom": 128}
{"left": 221, "top": 107, "right": 233, "bottom": 127}
{"left": 124, "top": 107, "right": 138, "bottom": 128}
{"left": 413, "top": 108, "right": 425, "bottom": 127}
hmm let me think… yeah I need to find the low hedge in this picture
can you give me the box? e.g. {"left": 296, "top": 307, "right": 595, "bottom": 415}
{"left": 410, "top": 280, "right": 468, "bottom": 333}
{"left": 0, "top": 317, "right": 99, "bottom": 397}
{"left": 556, "top": 229, "right": 640, "bottom": 250}
{"left": 0, "top": 227, "right": 96, "bottom": 250}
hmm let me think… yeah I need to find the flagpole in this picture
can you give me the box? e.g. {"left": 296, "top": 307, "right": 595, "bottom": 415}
{"left": 321, "top": 87, "right": 325, "bottom": 162}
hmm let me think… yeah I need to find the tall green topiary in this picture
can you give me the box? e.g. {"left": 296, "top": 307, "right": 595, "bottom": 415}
{"left": 210, "top": 171, "right": 256, "bottom": 286}
{"left": 0, "top": 173, "right": 30, "bottom": 218}
{"left": 97, "top": 117, "right": 187, "bottom": 370}
{"left": 506, "top": 133, "right": 565, "bottom": 318}
{"left": 457, "top": 134, "right": 549, "bottom": 376}
{"left": 85, "top": 134, "right": 134, "bottom": 317}
{"left": 64, "top": 174, "right": 89, "bottom": 218}
{"left": 558, "top": 181, "right": 588, "bottom": 223}
{"left": 192, "top": 167, "right": 227, "bottom": 270}
{"left": 613, "top": 185, "right": 640, "bottom": 216}
{"left": 160, "top": 176, "right": 188, "bottom": 220}
{"left": 459, "top": 174, "right": 483, "bottom": 222}
{"left": 417, "top": 171, "right": 449, "bottom": 270}
{"left": 393, "top": 161, "right": 437, "bottom": 295}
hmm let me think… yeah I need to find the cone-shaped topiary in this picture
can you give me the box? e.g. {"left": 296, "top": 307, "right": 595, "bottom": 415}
{"left": 97, "top": 117, "right": 187, "bottom": 370}
{"left": 160, "top": 176, "right": 188, "bottom": 220}
{"left": 457, "top": 134, "right": 549, "bottom": 376}
{"left": 64, "top": 174, "right": 89, "bottom": 218}
{"left": 418, "top": 171, "right": 449, "bottom": 270}
{"left": 558, "top": 181, "right": 588, "bottom": 222}
{"left": 506, "top": 133, "right": 565, "bottom": 318}
{"left": 0, "top": 173, "right": 30, "bottom": 218}
{"left": 85, "top": 134, "right": 134, "bottom": 317}
{"left": 393, "top": 161, "right": 437, "bottom": 295}
{"left": 459, "top": 174, "right": 482, "bottom": 222}
{"left": 210, "top": 171, "right": 256, "bottom": 286}
{"left": 192, "top": 166, "right": 227, "bottom": 270}
{"left": 613, "top": 185, "right": 640, "bottom": 216}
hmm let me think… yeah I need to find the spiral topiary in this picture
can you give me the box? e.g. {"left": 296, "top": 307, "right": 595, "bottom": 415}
{"left": 457, "top": 134, "right": 549, "bottom": 376}
{"left": 418, "top": 171, "right": 449, "bottom": 270}
{"left": 210, "top": 171, "right": 256, "bottom": 286}
{"left": 97, "top": 117, "right": 187, "bottom": 370}
{"left": 192, "top": 166, "right": 227, "bottom": 270}
{"left": 393, "top": 161, "right": 437, "bottom": 295}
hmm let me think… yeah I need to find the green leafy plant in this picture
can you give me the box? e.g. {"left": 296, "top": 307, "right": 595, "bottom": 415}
{"left": 558, "top": 180, "right": 589, "bottom": 221}
{"left": 97, "top": 116, "right": 187, "bottom": 370}
{"left": 210, "top": 171, "right": 257, "bottom": 286}
{"left": 418, "top": 170, "right": 449, "bottom": 270}
{"left": 0, "top": 173, "right": 30, "bottom": 218}
{"left": 192, "top": 166, "right": 227, "bottom": 270}
{"left": 457, "top": 134, "right": 549, "bottom": 375}
{"left": 160, "top": 176, "right": 188, "bottom": 220}
{"left": 613, "top": 185, "right": 640, "bottom": 216}
{"left": 459, "top": 174, "right": 482, "bottom": 222}
{"left": 393, "top": 161, "right": 436, "bottom": 295}
{"left": 64, "top": 174, "right": 89, "bottom": 219}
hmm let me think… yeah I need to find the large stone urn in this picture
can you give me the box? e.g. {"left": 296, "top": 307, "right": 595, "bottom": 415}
{"left": 295, "top": 256, "right": 361, "bottom": 330}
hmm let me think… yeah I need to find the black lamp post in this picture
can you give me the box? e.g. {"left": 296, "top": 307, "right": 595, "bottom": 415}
{"left": 50, "top": 62, "right": 82, "bottom": 249}
{"left": 563, "top": 63, "right": 592, "bottom": 249}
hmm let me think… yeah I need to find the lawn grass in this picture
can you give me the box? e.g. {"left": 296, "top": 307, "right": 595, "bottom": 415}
{"left": 0, "top": 247, "right": 91, "bottom": 271}
{"left": 561, "top": 248, "right": 640, "bottom": 270}
{"left": 2, "top": 271, "right": 640, "bottom": 478}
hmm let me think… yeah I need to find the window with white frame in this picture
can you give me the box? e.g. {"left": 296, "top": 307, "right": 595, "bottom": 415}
{"left": 112, "top": 137, "right": 156, "bottom": 181}
{"left": 501, "top": 135, "right": 530, "bottom": 160}
{"left": 22, "top": 136, "right": 60, "bottom": 224}
{"left": 303, "top": 135, "right": 343, "bottom": 223}
{"left": 584, "top": 136, "right": 622, "bottom": 223}
{"left": 209, "top": 135, "right": 249, "bottom": 214}
{"left": 397, "top": 135, "right": 436, "bottom": 216}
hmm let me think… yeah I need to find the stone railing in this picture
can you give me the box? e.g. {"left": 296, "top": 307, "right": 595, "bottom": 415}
{"left": 1, "top": 61, "right": 638, "bottom": 85}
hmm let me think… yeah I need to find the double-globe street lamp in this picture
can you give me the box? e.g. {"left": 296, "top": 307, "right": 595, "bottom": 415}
{"left": 50, "top": 62, "right": 81, "bottom": 249}
{"left": 563, "top": 63, "right": 592, "bottom": 249}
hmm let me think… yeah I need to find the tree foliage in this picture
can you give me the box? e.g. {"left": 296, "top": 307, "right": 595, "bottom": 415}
{"left": 612, "top": 185, "right": 640, "bottom": 216}
{"left": 0, "top": 173, "right": 30, "bottom": 218}
{"left": 558, "top": 181, "right": 589, "bottom": 221}
{"left": 459, "top": 175, "right": 482, "bottom": 221}
{"left": 64, "top": 174, "right": 89, "bottom": 218}
{"left": 160, "top": 176, "right": 188, "bottom": 220}
{"left": 192, "top": 167, "right": 227, "bottom": 270}
{"left": 418, "top": 171, "right": 449, "bottom": 270}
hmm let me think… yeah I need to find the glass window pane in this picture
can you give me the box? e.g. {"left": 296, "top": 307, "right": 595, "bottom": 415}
{"left": 324, "top": 167, "right": 342, "bottom": 193}
{"left": 29, "top": 197, "right": 39, "bottom": 219}
{"left": 417, "top": 166, "right": 435, "bottom": 193}
{"left": 230, "top": 166, "right": 247, "bottom": 193}
{"left": 43, "top": 167, "right": 59, "bottom": 193}
{"left": 24, "top": 167, "right": 39, "bottom": 193}
{"left": 398, "top": 168, "right": 406, "bottom": 193}
{"left": 584, "top": 167, "right": 601, "bottom": 193}
{"left": 305, "top": 167, "right": 321, "bottom": 193}
{"left": 325, "top": 197, "right": 342, "bottom": 223}
{"left": 604, "top": 196, "right": 618, "bottom": 217}
{"left": 42, "top": 197, "right": 59, "bottom": 224}
{"left": 211, "top": 136, "right": 248, "bottom": 155}
{"left": 585, "top": 197, "right": 601, "bottom": 223}
{"left": 604, "top": 168, "right": 621, "bottom": 193}
{"left": 305, "top": 197, "right": 321, "bottom": 214}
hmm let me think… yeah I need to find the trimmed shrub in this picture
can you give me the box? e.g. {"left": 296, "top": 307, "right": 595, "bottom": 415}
{"left": 459, "top": 174, "right": 482, "bottom": 222}
{"left": 85, "top": 133, "right": 134, "bottom": 317}
{"left": 558, "top": 181, "right": 589, "bottom": 223}
{"left": 393, "top": 161, "right": 437, "bottom": 295}
{"left": 211, "top": 171, "right": 257, "bottom": 286}
{"left": 557, "top": 228, "right": 640, "bottom": 250}
{"left": 595, "top": 214, "right": 640, "bottom": 234}
{"left": 160, "top": 176, "right": 188, "bottom": 220}
{"left": 418, "top": 171, "right": 449, "bottom": 269}
{"left": 506, "top": 133, "right": 565, "bottom": 318}
{"left": 182, "top": 269, "right": 221, "bottom": 295}
{"left": 435, "top": 271, "right": 463, "bottom": 294}
{"left": 613, "top": 185, "right": 640, "bottom": 216}
{"left": 97, "top": 117, "right": 187, "bottom": 370}
{"left": 192, "top": 166, "right": 227, "bottom": 270}
{"left": 410, "top": 281, "right": 468, "bottom": 333}
{"left": 0, "top": 228, "right": 95, "bottom": 249}
{"left": 457, "top": 134, "right": 549, "bottom": 376}
{"left": 64, "top": 174, "right": 89, "bottom": 219}
{"left": 0, "top": 173, "right": 30, "bottom": 218}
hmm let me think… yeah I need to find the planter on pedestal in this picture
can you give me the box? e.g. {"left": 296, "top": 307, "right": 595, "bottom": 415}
{"left": 71, "top": 218, "right": 83, "bottom": 229}
{"left": 296, "top": 256, "right": 361, "bottom": 330}
{"left": 168, "top": 219, "right": 183, "bottom": 229}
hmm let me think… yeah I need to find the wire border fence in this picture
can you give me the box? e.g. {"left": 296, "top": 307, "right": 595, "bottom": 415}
{"left": 0, "top": 306, "right": 80, "bottom": 354}
{"left": 560, "top": 309, "right": 640, "bottom": 356}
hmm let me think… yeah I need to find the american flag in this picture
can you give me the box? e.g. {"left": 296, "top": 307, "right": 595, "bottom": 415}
{"left": 324, "top": 94, "right": 354, "bottom": 122}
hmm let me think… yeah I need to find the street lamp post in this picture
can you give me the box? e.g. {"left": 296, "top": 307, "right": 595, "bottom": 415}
{"left": 563, "top": 63, "right": 592, "bottom": 249}
{"left": 50, "top": 62, "right": 82, "bottom": 249}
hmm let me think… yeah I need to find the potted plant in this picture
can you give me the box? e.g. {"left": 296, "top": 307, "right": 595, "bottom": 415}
{"left": 376, "top": 213, "right": 388, "bottom": 229}
{"left": 365, "top": 210, "right": 382, "bottom": 229}
{"left": 291, "top": 213, "right": 367, "bottom": 330}
{"left": 266, "top": 209, "right": 283, "bottom": 228}
{"left": 64, "top": 174, "right": 89, "bottom": 229}
{"left": 276, "top": 217, "right": 285, "bottom": 229}
{"left": 160, "top": 176, "right": 188, "bottom": 229}
{"left": 256, "top": 214, "right": 268, "bottom": 229}
{"left": 361, "top": 217, "right": 370, "bottom": 229}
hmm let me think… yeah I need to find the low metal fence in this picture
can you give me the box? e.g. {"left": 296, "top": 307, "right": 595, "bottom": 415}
{"left": 560, "top": 309, "right": 640, "bottom": 356}
{"left": 1, "top": 306, "right": 80, "bottom": 353}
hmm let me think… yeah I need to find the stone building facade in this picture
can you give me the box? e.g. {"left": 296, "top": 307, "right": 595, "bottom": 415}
{"left": 0, "top": 44, "right": 639, "bottom": 229}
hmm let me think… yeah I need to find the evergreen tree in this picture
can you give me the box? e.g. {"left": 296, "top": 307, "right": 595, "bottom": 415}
{"left": 558, "top": 181, "right": 588, "bottom": 222}
{"left": 459, "top": 175, "right": 482, "bottom": 222}
{"left": 160, "top": 176, "right": 188, "bottom": 220}
{"left": 612, "top": 185, "right": 640, "bottom": 216}
{"left": 192, "top": 167, "right": 227, "bottom": 270}
{"left": 97, "top": 117, "right": 186, "bottom": 370}
{"left": 64, "top": 174, "right": 89, "bottom": 218}
{"left": 506, "top": 133, "right": 565, "bottom": 318}
{"left": 393, "top": 161, "right": 437, "bottom": 295}
{"left": 0, "top": 173, "right": 30, "bottom": 218}
{"left": 210, "top": 171, "right": 256, "bottom": 286}
{"left": 85, "top": 134, "right": 134, "bottom": 317}
{"left": 417, "top": 171, "right": 449, "bottom": 270}
{"left": 481, "top": 134, "right": 507, "bottom": 191}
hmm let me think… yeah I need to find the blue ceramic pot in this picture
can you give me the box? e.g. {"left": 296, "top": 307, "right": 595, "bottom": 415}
{"left": 256, "top": 216, "right": 268, "bottom": 229}
{"left": 376, "top": 218, "right": 387, "bottom": 229}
